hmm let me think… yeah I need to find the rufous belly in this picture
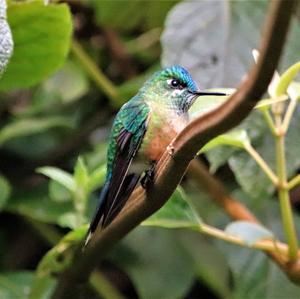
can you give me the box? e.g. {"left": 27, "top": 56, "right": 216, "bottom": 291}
{"left": 140, "top": 110, "right": 187, "bottom": 162}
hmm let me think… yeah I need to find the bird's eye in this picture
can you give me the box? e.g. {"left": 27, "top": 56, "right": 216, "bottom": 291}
{"left": 167, "top": 78, "right": 185, "bottom": 89}
{"left": 171, "top": 79, "right": 180, "bottom": 88}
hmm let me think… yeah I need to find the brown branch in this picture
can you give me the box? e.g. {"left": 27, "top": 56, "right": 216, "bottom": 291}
{"left": 52, "top": 1, "right": 297, "bottom": 298}
{"left": 187, "top": 159, "right": 288, "bottom": 270}
{"left": 187, "top": 159, "right": 258, "bottom": 223}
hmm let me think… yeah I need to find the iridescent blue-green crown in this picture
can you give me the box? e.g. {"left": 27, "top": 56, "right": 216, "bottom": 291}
{"left": 160, "top": 65, "right": 198, "bottom": 92}
{"left": 143, "top": 65, "right": 198, "bottom": 92}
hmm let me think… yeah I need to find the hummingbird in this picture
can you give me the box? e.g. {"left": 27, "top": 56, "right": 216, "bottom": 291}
{"left": 85, "top": 65, "right": 226, "bottom": 245}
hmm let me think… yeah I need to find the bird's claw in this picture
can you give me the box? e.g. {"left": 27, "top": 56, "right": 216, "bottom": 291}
{"left": 141, "top": 162, "right": 156, "bottom": 190}
{"left": 167, "top": 143, "right": 175, "bottom": 157}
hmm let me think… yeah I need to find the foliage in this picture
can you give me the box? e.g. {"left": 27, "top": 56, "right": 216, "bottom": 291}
{"left": 0, "top": 0, "right": 300, "bottom": 298}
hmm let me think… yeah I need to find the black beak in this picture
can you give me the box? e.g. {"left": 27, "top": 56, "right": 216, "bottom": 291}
{"left": 190, "top": 90, "right": 228, "bottom": 96}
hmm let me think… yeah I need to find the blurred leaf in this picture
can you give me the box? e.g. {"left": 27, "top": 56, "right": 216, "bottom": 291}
{"left": 225, "top": 221, "right": 274, "bottom": 246}
{"left": 43, "top": 60, "right": 89, "bottom": 103}
{"left": 87, "top": 164, "right": 106, "bottom": 193}
{"left": 29, "top": 276, "right": 55, "bottom": 299}
{"left": 37, "top": 167, "right": 75, "bottom": 193}
{"left": 255, "top": 95, "right": 289, "bottom": 111}
{"left": 205, "top": 146, "right": 238, "bottom": 173}
{"left": 111, "top": 227, "right": 195, "bottom": 299}
{"left": 178, "top": 231, "right": 231, "bottom": 299}
{"left": 162, "top": 1, "right": 299, "bottom": 89}
{"left": 162, "top": 0, "right": 230, "bottom": 88}
{"left": 0, "top": 1, "right": 72, "bottom": 90}
{"left": 74, "top": 157, "right": 89, "bottom": 191}
{"left": 49, "top": 180, "right": 71, "bottom": 203}
{"left": 276, "top": 61, "right": 300, "bottom": 96}
{"left": 189, "top": 89, "right": 232, "bottom": 119}
{"left": 37, "top": 225, "right": 87, "bottom": 277}
{"left": 91, "top": 0, "right": 177, "bottom": 32}
{"left": 228, "top": 141, "right": 274, "bottom": 200}
{"left": 142, "top": 187, "right": 200, "bottom": 229}
{"left": 218, "top": 244, "right": 300, "bottom": 298}
{"left": 57, "top": 212, "right": 79, "bottom": 229}
{"left": 6, "top": 189, "right": 73, "bottom": 224}
{"left": 0, "top": 175, "right": 11, "bottom": 210}
{"left": 200, "top": 130, "right": 250, "bottom": 153}
{"left": 0, "top": 271, "right": 34, "bottom": 299}
{"left": 0, "top": 116, "right": 73, "bottom": 145}
{"left": 0, "top": 0, "right": 13, "bottom": 75}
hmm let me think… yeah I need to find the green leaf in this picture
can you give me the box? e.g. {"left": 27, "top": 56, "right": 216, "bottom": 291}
{"left": 142, "top": 187, "right": 200, "bottom": 229}
{"left": 0, "top": 117, "right": 73, "bottom": 145}
{"left": 57, "top": 212, "right": 79, "bottom": 229}
{"left": 48, "top": 180, "right": 71, "bottom": 203}
{"left": 218, "top": 245, "right": 300, "bottom": 298}
{"left": 42, "top": 60, "right": 89, "bottom": 103}
{"left": 90, "top": 1, "right": 177, "bottom": 32}
{"left": 87, "top": 164, "right": 106, "bottom": 193}
{"left": 189, "top": 89, "right": 231, "bottom": 119}
{"left": 200, "top": 130, "right": 250, "bottom": 153}
{"left": 5, "top": 188, "right": 73, "bottom": 224}
{"left": 37, "top": 167, "right": 75, "bottom": 193}
{"left": 37, "top": 225, "right": 87, "bottom": 277}
{"left": 254, "top": 95, "right": 289, "bottom": 111}
{"left": 276, "top": 61, "right": 300, "bottom": 97}
{"left": 111, "top": 227, "right": 195, "bottom": 299}
{"left": 225, "top": 221, "right": 274, "bottom": 246}
{"left": 0, "top": 271, "right": 34, "bottom": 299}
{"left": 162, "top": 0, "right": 300, "bottom": 89}
{"left": 0, "top": 0, "right": 13, "bottom": 75}
{"left": 178, "top": 231, "right": 231, "bottom": 299}
{"left": 0, "top": 175, "right": 11, "bottom": 210}
{"left": 28, "top": 276, "right": 55, "bottom": 299}
{"left": 0, "top": 1, "right": 72, "bottom": 90}
{"left": 74, "top": 157, "right": 89, "bottom": 190}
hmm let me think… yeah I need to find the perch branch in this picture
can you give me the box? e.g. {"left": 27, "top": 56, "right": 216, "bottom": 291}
{"left": 52, "top": 1, "right": 297, "bottom": 297}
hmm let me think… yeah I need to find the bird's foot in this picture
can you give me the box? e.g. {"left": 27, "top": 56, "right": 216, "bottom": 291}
{"left": 141, "top": 162, "right": 156, "bottom": 189}
{"left": 167, "top": 143, "right": 175, "bottom": 157}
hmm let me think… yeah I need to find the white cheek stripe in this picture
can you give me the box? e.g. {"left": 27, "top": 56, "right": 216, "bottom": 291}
{"left": 171, "top": 89, "right": 184, "bottom": 97}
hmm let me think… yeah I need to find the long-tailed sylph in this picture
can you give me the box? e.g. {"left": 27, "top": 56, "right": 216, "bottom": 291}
{"left": 85, "top": 65, "right": 226, "bottom": 245}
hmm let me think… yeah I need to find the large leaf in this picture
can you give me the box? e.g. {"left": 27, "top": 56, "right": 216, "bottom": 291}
{"left": 37, "top": 167, "right": 75, "bottom": 193}
{"left": 200, "top": 130, "right": 250, "bottom": 153}
{"left": 178, "top": 231, "right": 231, "bottom": 299}
{"left": 225, "top": 221, "right": 274, "bottom": 246}
{"left": 0, "top": 0, "right": 13, "bottom": 75}
{"left": 42, "top": 60, "right": 89, "bottom": 104}
{"left": 142, "top": 187, "right": 200, "bottom": 229}
{"left": 90, "top": 0, "right": 178, "bottom": 32}
{"left": 162, "top": 1, "right": 298, "bottom": 89}
{"left": 110, "top": 227, "right": 195, "bottom": 299}
{"left": 218, "top": 244, "right": 300, "bottom": 299}
{"left": 0, "top": 116, "right": 73, "bottom": 146}
{"left": 0, "top": 271, "right": 34, "bottom": 299}
{"left": 0, "top": 1, "right": 72, "bottom": 90}
{"left": 5, "top": 188, "right": 73, "bottom": 225}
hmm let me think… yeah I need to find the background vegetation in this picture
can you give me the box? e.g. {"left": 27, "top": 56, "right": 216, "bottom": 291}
{"left": 0, "top": 0, "right": 300, "bottom": 298}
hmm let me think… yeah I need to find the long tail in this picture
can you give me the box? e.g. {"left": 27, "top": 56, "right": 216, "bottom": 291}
{"left": 84, "top": 180, "right": 110, "bottom": 246}
{"left": 84, "top": 174, "right": 140, "bottom": 247}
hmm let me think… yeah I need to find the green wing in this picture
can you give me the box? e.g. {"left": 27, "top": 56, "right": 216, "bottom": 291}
{"left": 87, "top": 98, "right": 149, "bottom": 236}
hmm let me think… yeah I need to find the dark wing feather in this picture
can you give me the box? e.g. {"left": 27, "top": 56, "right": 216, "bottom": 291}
{"left": 85, "top": 101, "right": 149, "bottom": 245}
{"left": 101, "top": 120, "right": 147, "bottom": 227}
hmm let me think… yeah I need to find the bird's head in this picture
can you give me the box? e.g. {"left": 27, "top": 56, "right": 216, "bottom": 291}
{"left": 140, "top": 65, "right": 226, "bottom": 113}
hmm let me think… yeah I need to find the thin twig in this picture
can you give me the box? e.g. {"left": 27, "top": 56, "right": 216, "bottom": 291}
{"left": 52, "top": 1, "right": 297, "bottom": 298}
{"left": 71, "top": 39, "right": 119, "bottom": 100}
